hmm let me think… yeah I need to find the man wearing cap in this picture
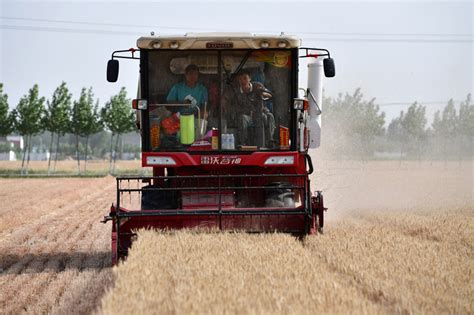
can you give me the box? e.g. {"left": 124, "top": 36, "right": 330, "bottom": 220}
{"left": 166, "top": 64, "right": 208, "bottom": 116}
{"left": 223, "top": 70, "right": 275, "bottom": 148}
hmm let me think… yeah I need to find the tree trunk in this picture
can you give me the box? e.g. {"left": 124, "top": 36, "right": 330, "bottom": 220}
{"left": 47, "top": 132, "right": 54, "bottom": 176}
{"left": 26, "top": 134, "right": 32, "bottom": 175}
{"left": 443, "top": 136, "right": 448, "bottom": 170}
{"left": 113, "top": 134, "right": 120, "bottom": 174}
{"left": 458, "top": 136, "right": 462, "bottom": 166}
{"left": 76, "top": 135, "right": 81, "bottom": 175}
{"left": 53, "top": 134, "right": 60, "bottom": 173}
{"left": 109, "top": 133, "right": 114, "bottom": 174}
{"left": 21, "top": 135, "right": 28, "bottom": 175}
{"left": 120, "top": 135, "right": 123, "bottom": 160}
{"left": 417, "top": 137, "right": 422, "bottom": 164}
{"left": 84, "top": 136, "right": 89, "bottom": 174}
{"left": 399, "top": 140, "right": 404, "bottom": 168}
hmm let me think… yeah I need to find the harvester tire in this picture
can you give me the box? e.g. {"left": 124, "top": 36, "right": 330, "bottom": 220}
{"left": 315, "top": 191, "right": 326, "bottom": 234}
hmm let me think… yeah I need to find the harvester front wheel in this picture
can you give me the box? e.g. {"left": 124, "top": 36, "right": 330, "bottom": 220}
{"left": 312, "top": 191, "right": 326, "bottom": 234}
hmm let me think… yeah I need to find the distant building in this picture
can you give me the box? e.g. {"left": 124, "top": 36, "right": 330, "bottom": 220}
{"left": 0, "top": 135, "right": 24, "bottom": 161}
{"left": 0, "top": 151, "right": 16, "bottom": 161}
{"left": 6, "top": 135, "right": 24, "bottom": 150}
{"left": 0, "top": 136, "right": 51, "bottom": 161}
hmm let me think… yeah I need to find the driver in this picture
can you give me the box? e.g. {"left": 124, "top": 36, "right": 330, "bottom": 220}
{"left": 224, "top": 70, "right": 275, "bottom": 147}
{"left": 166, "top": 64, "right": 208, "bottom": 117}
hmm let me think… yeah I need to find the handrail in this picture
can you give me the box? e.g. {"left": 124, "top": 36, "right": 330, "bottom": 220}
{"left": 307, "top": 88, "right": 322, "bottom": 115}
{"left": 149, "top": 103, "right": 201, "bottom": 121}
{"left": 115, "top": 174, "right": 308, "bottom": 215}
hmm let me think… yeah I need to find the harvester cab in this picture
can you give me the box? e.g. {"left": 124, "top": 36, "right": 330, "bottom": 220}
{"left": 104, "top": 33, "right": 335, "bottom": 264}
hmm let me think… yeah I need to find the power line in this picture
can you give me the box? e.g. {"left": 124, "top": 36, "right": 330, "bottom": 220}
{"left": 1, "top": 24, "right": 472, "bottom": 43}
{"left": 0, "top": 24, "right": 142, "bottom": 36}
{"left": 0, "top": 16, "right": 195, "bottom": 32}
{"left": 303, "top": 37, "right": 472, "bottom": 43}
{"left": 1, "top": 16, "right": 473, "bottom": 39}
{"left": 299, "top": 31, "right": 472, "bottom": 38}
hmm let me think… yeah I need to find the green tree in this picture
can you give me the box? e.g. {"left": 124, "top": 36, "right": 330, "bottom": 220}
{"left": 432, "top": 99, "right": 457, "bottom": 138}
{"left": 13, "top": 84, "right": 45, "bottom": 174}
{"left": 101, "top": 87, "right": 136, "bottom": 173}
{"left": 387, "top": 113, "right": 404, "bottom": 142}
{"left": 70, "top": 87, "right": 102, "bottom": 174}
{"left": 0, "top": 83, "right": 15, "bottom": 138}
{"left": 387, "top": 112, "right": 406, "bottom": 158}
{"left": 400, "top": 102, "right": 427, "bottom": 160}
{"left": 457, "top": 94, "right": 473, "bottom": 159}
{"left": 42, "top": 82, "right": 72, "bottom": 175}
{"left": 323, "top": 88, "right": 385, "bottom": 159}
{"left": 83, "top": 99, "right": 103, "bottom": 172}
{"left": 432, "top": 99, "right": 457, "bottom": 162}
{"left": 353, "top": 97, "right": 385, "bottom": 159}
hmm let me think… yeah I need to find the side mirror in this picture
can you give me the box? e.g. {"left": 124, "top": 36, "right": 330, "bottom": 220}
{"left": 323, "top": 58, "right": 335, "bottom": 78}
{"left": 107, "top": 59, "right": 119, "bottom": 82}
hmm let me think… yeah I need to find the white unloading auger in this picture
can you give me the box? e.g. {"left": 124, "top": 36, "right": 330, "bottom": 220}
{"left": 307, "top": 58, "right": 324, "bottom": 149}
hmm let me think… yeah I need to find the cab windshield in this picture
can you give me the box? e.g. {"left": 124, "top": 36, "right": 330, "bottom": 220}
{"left": 147, "top": 49, "right": 293, "bottom": 152}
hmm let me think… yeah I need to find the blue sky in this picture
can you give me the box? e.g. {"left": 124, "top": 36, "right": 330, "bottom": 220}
{"left": 1, "top": 0, "right": 472, "bottom": 124}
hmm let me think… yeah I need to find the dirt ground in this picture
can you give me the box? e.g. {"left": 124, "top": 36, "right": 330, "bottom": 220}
{"left": 0, "top": 160, "right": 472, "bottom": 314}
{"left": 0, "top": 176, "right": 116, "bottom": 314}
{"left": 0, "top": 160, "right": 141, "bottom": 173}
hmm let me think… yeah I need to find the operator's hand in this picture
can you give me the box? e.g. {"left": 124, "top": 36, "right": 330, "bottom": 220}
{"left": 184, "top": 94, "right": 197, "bottom": 106}
{"left": 262, "top": 91, "right": 272, "bottom": 100}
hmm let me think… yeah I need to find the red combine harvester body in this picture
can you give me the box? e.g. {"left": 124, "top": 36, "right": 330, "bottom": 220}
{"left": 104, "top": 33, "right": 335, "bottom": 264}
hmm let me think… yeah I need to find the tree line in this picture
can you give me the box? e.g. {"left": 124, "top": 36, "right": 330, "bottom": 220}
{"left": 1, "top": 83, "right": 472, "bottom": 173}
{"left": 0, "top": 83, "right": 136, "bottom": 174}
{"left": 322, "top": 88, "right": 473, "bottom": 162}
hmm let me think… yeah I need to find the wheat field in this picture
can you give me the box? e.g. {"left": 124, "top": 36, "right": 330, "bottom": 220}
{"left": 99, "top": 160, "right": 473, "bottom": 315}
{"left": 0, "top": 161, "right": 471, "bottom": 314}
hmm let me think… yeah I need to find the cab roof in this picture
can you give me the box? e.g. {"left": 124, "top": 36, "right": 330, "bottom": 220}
{"left": 137, "top": 32, "right": 301, "bottom": 50}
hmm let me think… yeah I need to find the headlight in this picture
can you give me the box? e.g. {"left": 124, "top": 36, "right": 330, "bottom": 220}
{"left": 277, "top": 41, "right": 288, "bottom": 48}
{"left": 260, "top": 41, "right": 270, "bottom": 48}
{"left": 170, "top": 42, "right": 179, "bottom": 49}
{"left": 264, "top": 156, "right": 295, "bottom": 165}
{"left": 146, "top": 156, "right": 177, "bottom": 165}
{"left": 151, "top": 41, "right": 162, "bottom": 49}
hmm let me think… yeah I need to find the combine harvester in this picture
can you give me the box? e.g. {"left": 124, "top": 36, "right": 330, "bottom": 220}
{"left": 103, "top": 33, "right": 335, "bottom": 264}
